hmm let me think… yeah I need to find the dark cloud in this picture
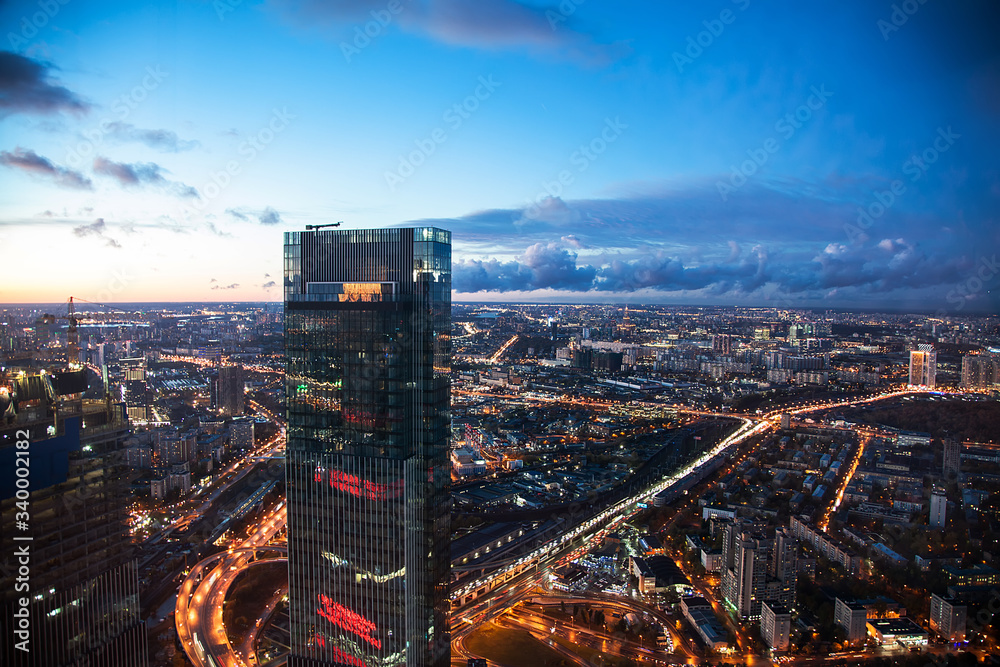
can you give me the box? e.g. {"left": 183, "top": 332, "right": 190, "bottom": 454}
{"left": 262, "top": 280, "right": 277, "bottom": 290}
{"left": 92, "top": 157, "right": 199, "bottom": 198}
{"left": 0, "top": 51, "right": 89, "bottom": 117}
{"left": 270, "top": 0, "right": 626, "bottom": 65}
{"left": 105, "top": 122, "right": 199, "bottom": 152}
{"left": 72, "top": 218, "right": 122, "bottom": 248}
{"left": 0, "top": 147, "right": 92, "bottom": 189}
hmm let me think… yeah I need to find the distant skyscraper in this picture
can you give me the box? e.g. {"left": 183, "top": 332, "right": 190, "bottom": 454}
{"left": 217, "top": 363, "right": 245, "bottom": 416}
{"left": 284, "top": 227, "right": 452, "bottom": 666}
{"left": 120, "top": 356, "right": 151, "bottom": 422}
{"left": 930, "top": 487, "right": 947, "bottom": 528}
{"left": 942, "top": 439, "right": 961, "bottom": 479}
{"left": 909, "top": 344, "right": 937, "bottom": 388}
{"left": 1, "top": 371, "right": 147, "bottom": 666}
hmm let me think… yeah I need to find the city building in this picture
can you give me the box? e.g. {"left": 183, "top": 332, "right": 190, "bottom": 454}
{"left": 120, "top": 356, "right": 151, "bottom": 422}
{"left": 942, "top": 439, "right": 961, "bottom": 478}
{"left": 721, "top": 521, "right": 795, "bottom": 620}
{"left": 867, "top": 618, "right": 928, "bottom": 647}
{"left": 908, "top": 344, "right": 937, "bottom": 388}
{"left": 960, "top": 354, "right": 999, "bottom": 390}
{"left": 834, "top": 598, "right": 869, "bottom": 645}
{"left": 681, "top": 597, "right": 728, "bottom": 651}
{"left": 929, "top": 593, "right": 967, "bottom": 642}
{"left": 283, "top": 227, "right": 452, "bottom": 667}
{"left": 930, "top": 486, "right": 947, "bottom": 528}
{"left": 761, "top": 601, "right": 791, "bottom": 651}
{"left": 0, "top": 369, "right": 147, "bottom": 666}
{"left": 230, "top": 417, "right": 255, "bottom": 452}
{"left": 217, "top": 363, "right": 245, "bottom": 416}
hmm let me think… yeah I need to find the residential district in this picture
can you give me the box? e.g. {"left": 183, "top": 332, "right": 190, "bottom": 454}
{"left": 1, "top": 301, "right": 999, "bottom": 666}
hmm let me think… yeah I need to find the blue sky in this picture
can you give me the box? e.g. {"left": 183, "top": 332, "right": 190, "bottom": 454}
{"left": 1, "top": 0, "right": 998, "bottom": 312}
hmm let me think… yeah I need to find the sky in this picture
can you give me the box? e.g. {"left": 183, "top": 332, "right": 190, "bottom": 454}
{"left": 0, "top": 0, "right": 998, "bottom": 313}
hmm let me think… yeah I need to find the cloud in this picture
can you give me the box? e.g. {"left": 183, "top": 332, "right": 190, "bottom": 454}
{"left": 258, "top": 206, "right": 281, "bottom": 225}
{"left": 0, "top": 147, "right": 93, "bottom": 189}
{"left": 105, "top": 122, "right": 199, "bottom": 152}
{"left": 0, "top": 51, "right": 89, "bottom": 117}
{"left": 211, "top": 283, "right": 240, "bottom": 290}
{"left": 72, "top": 218, "right": 122, "bottom": 248}
{"left": 92, "top": 156, "right": 198, "bottom": 198}
{"left": 226, "top": 206, "right": 282, "bottom": 225}
{"left": 455, "top": 242, "right": 597, "bottom": 292}
{"left": 269, "top": 0, "right": 626, "bottom": 65}
{"left": 262, "top": 280, "right": 277, "bottom": 290}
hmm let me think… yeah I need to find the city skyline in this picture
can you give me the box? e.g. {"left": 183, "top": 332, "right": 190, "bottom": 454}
{"left": 1, "top": 1, "right": 998, "bottom": 312}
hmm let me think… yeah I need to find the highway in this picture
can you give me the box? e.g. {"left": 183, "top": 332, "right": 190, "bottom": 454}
{"left": 175, "top": 501, "right": 287, "bottom": 667}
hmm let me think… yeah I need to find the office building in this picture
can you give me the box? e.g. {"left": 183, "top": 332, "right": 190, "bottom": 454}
{"left": 284, "top": 227, "right": 452, "bottom": 666}
{"left": 930, "top": 487, "right": 947, "bottom": 528}
{"left": 929, "top": 593, "right": 966, "bottom": 642}
{"left": 120, "top": 356, "right": 151, "bottom": 422}
{"left": 761, "top": 602, "right": 791, "bottom": 651}
{"left": 217, "top": 363, "right": 245, "bottom": 416}
{"left": 908, "top": 344, "right": 937, "bottom": 388}
{"left": 0, "top": 369, "right": 147, "bottom": 666}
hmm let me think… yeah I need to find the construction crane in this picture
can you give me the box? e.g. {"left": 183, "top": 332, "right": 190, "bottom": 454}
{"left": 304, "top": 222, "right": 342, "bottom": 230}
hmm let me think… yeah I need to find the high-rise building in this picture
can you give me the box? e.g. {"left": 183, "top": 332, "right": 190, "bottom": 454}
{"left": 721, "top": 521, "right": 796, "bottom": 621}
{"left": 217, "top": 363, "right": 245, "bottom": 416}
{"left": 909, "top": 344, "right": 937, "bottom": 388}
{"left": 120, "top": 356, "right": 151, "bottom": 422}
{"left": 761, "top": 601, "right": 791, "bottom": 651}
{"left": 930, "top": 487, "right": 947, "bottom": 528}
{"left": 711, "top": 334, "right": 732, "bottom": 355}
{"left": 942, "top": 438, "right": 961, "bottom": 478}
{"left": 283, "top": 227, "right": 452, "bottom": 667}
{"left": 929, "top": 593, "right": 966, "bottom": 642}
{"left": 0, "top": 370, "right": 147, "bottom": 666}
{"left": 834, "top": 598, "right": 869, "bottom": 645}
{"left": 961, "top": 354, "right": 999, "bottom": 390}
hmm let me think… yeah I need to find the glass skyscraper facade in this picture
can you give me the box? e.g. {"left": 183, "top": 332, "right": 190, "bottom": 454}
{"left": 283, "top": 227, "right": 451, "bottom": 667}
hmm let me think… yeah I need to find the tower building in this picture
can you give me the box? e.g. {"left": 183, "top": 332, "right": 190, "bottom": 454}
{"left": 283, "top": 227, "right": 451, "bottom": 667}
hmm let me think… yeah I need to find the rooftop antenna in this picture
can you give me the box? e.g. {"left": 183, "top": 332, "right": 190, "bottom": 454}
{"left": 305, "top": 222, "right": 343, "bottom": 231}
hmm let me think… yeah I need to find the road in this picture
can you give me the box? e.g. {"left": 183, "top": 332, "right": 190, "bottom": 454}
{"left": 175, "top": 502, "right": 287, "bottom": 667}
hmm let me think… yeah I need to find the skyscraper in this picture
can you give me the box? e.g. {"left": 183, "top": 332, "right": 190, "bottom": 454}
{"left": 909, "top": 344, "right": 937, "bottom": 388}
{"left": 217, "top": 363, "right": 245, "bottom": 416}
{"left": 284, "top": 227, "right": 451, "bottom": 667}
{"left": 1, "top": 370, "right": 147, "bottom": 666}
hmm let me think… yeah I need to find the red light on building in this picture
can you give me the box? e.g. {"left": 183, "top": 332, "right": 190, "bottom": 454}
{"left": 315, "top": 466, "right": 403, "bottom": 501}
{"left": 317, "top": 594, "right": 382, "bottom": 649}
